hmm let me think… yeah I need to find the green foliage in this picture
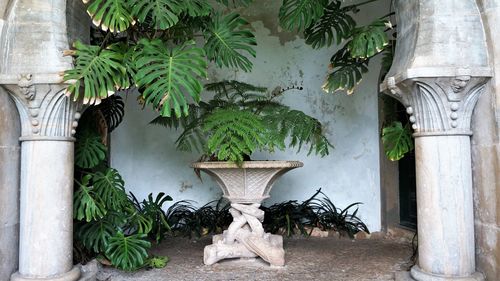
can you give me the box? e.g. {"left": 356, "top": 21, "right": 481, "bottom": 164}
{"left": 165, "top": 198, "right": 232, "bottom": 238}
{"left": 204, "top": 13, "right": 257, "bottom": 72}
{"left": 134, "top": 39, "right": 207, "bottom": 117}
{"left": 382, "top": 121, "right": 414, "bottom": 161}
{"left": 76, "top": 216, "right": 117, "bottom": 253}
{"left": 347, "top": 19, "right": 389, "bottom": 59}
{"left": 204, "top": 108, "right": 265, "bottom": 163}
{"left": 153, "top": 80, "right": 332, "bottom": 163}
{"left": 106, "top": 232, "right": 151, "bottom": 271}
{"left": 131, "top": 0, "right": 183, "bottom": 30}
{"left": 74, "top": 175, "right": 107, "bottom": 222}
{"left": 83, "top": 0, "right": 135, "bottom": 32}
{"left": 279, "top": 0, "right": 328, "bottom": 31}
{"left": 304, "top": 1, "right": 356, "bottom": 48}
{"left": 93, "top": 169, "right": 128, "bottom": 211}
{"left": 323, "top": 46, "right": 369, "bottom": 94}
{"left": 131, "top": 192, "right": 173, "bottom": 243}
{"left": 263, "top": 189, "right": 369, "bottom": 238}
{"left": 309, "top": 191, "right": 369, "bottom": 238}
{"left": 147, "top": 256, "right": 170, "bottom": 268}
{"left": 64, "top": 41, "right": 128, "bottom": 105}
{"left": 96, "top": 95, "right": 125, "bottom": 132}
{"left": 215, "top": 0, "right": 253, "bottom": 7}
{"left": 74, "top": 130, "right": 107, "bottom": 169}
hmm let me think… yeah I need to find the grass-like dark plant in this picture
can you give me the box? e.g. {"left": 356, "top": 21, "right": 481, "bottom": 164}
{"left": 165, "top": 198, "right": 232, "bottom": 238}
{"left": 308, "top": 190, "right": 369, "bottom": 238}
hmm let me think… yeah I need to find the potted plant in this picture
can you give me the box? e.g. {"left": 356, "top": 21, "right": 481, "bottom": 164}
{"left": 153, "top": 80, "right": 332, "bottom": 266}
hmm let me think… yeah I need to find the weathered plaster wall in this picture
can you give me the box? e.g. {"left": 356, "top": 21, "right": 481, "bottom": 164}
{"left": 0, "top": 88, "right": 20, "bottom": 281}
{"left": 473, "top": 1, "right": 500, "bottom": 279}
{"left": 111, "top": 0, "right": 390, "bottom": 231}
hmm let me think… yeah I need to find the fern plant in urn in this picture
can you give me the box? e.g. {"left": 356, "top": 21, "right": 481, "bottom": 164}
{"left": 153, "top": 80, "right": 332, "bottom": 266}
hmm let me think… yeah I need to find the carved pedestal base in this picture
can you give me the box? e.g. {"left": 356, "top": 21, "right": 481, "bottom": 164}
{"left": 203, "top": 203, "right": 285, "bottom": 266}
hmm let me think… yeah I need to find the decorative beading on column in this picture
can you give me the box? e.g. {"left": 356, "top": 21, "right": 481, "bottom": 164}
{"left": 1, "top": 75, "right": 81, "bottom": 142}
{"left": 385, "top": 71, "right": 488, "bottom": 137}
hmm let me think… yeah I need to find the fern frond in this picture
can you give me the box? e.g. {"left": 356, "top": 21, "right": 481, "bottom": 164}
{"left": 203, "top": 109, "right": 265, "bottom": 163}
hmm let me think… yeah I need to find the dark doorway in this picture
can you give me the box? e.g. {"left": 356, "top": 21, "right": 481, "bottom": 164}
{"left": 398, "top": 149, "right": 417, "bottom": 229}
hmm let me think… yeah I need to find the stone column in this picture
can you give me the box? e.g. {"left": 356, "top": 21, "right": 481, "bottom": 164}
{"left": 2, "top": 78, "right": 81, "bottom": 281}
{"left": 386, "top": 74, "right": 487, "bottom": 280}
{"left": 0, "top": 88, "right": 21, "bottom": 281}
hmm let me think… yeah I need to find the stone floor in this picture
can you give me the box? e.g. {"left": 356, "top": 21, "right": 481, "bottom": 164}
{"left": 97, "top": 236, "right": 414, "bottom": 281}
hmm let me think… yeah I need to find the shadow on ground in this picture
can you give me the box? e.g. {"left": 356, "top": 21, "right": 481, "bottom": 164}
{"left": 97, "top": 237, "right": 413, "bottom": 281}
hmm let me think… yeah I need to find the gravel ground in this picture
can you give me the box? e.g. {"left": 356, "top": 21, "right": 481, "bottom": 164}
{"left": 97, "top": 236, "right": 413, "bottom": 281}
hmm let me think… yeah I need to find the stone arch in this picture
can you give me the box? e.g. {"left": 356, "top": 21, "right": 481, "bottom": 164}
{"left": 0, "top": 87, "right": 21, "bottom": 280}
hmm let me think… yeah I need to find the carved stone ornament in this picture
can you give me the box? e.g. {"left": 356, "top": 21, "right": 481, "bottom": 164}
{"left": 191, "top": 161, "right": 303, "bottom": 267}
{"left": 385, "top": 76, "right": 488, "bottom": 137}
{"left": 2, "top": 83, "right": 82, "bottom": 141}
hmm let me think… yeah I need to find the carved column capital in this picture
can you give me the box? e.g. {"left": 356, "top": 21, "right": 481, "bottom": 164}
{"left": 385, "top": 75, "right": 489, "bottom": 137}
{"left": 1, "top": 77, "right": 82, "bottom": 141}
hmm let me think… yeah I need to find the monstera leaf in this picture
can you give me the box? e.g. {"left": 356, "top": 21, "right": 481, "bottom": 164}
{"left": 204, "top": 13, "right": 257, "bottom": 72}
{"left": 93, "top": 168, "right": 129, "bottom": 211}
{"left": 134, "top": 39, "right": 207, "bottom": 117}
{"left": 323, "top": 46, "right": 369, "bottom": 94}
{"left": 130, "top": 0, "right": 183, "bottom": 30}
{"left": 64, "top": 41, "right": 129, "bottom": 105}
{"left": 96, "top": 95, "right": 125, "bottom": 133}
{"left": 74, "top": 175, "right": 107, "bottom": 222}
{"left": 182, "top": 0, "right": 212, "bottom": 17}
{"left": 83, "top": 0, "right": 135, "bottom": 32}
{"left": 304, "top": 1, "right": 356, "bottom": 48}
{"left": 215, "top": 0, "right": 253, "bottom": 7}
{"left": 75, "top": 129, "right": 107, "bottom": 169}
{"left": 279, "top": 0, "right": 328, "bottom": 31}
{"left": 348, "top": 19, "right": 389, "bottom": 59}
{"left": 382, "top": 121, "right": 414, "bottom": 161}
{"left": 105, "top": 232, "right": 151, "bottom": 271}
{"left": 77, "top": 216, "right": 117, "bottom": 253}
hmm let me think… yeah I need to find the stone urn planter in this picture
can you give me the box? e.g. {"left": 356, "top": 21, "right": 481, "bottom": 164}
{"left": 191, "top": 161, "right": 303, "bottom": 267}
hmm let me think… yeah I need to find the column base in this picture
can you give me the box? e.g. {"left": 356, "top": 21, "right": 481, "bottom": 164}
{"left": 11, "top": 266, "right": 80, "bottom": 281}
{"left": 410, "top": 266, "right": 484, "bottom": 281}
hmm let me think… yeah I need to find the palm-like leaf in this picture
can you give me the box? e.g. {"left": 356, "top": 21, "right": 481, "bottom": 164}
{"left": 323, "top": 46, "right": 369, "bottom": 94}
{"left": 348, "top": 19, "right": 389, "bottom": 59}
{"left": 134, "top": 39, "right": 207, "bottom": 117}
{"left": 75, "top": 130, "right": 107, "bottom": 169}
{"left": 279, "top": 0, "right": 328, "bottom": 31}
{"left": 93, "top": 168, "right": 128, "bottom": 211}
{"left": 130, "top": 0, "right": 184, "bottom": 30}
{"left": 304, "top": 1, "right": 355, "bottom": 48}
{"left": 382, "top": 121, "right": 414, "bottom": 161}
{"left": 74, "top": 175, "right": 107, "bottom": 222}
{"left": 105, "top": 232, "right": 151, "bottom": 271}
{"left": 84, "top": 0, "right": 135, "bottom": 32}
{"left": 204, "top": 13, "right": 257, "bottom": 72}
{"left": 64, "top": 41, "right": 128, "bottom": 105}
